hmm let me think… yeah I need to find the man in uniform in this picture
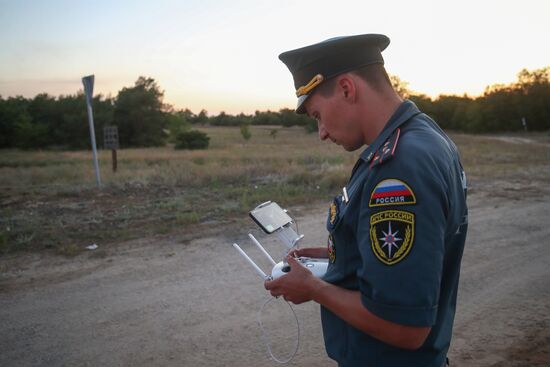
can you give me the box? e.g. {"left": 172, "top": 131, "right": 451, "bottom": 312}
{"left": 264, "top": 34, "right": 468, "bottom": 367}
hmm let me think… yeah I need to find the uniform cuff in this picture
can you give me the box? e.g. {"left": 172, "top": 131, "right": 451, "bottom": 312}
{"left": 361, "top": 293, "right": 438, "bottom": 327}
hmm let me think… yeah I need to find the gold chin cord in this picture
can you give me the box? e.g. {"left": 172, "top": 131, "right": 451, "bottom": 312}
{"left": 295, "top": 74, "right": 324, "bottom": 97}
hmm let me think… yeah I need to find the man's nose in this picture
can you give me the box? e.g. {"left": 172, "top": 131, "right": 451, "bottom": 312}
{"left": 318, "top": 124, "right": 328, "bottom": 140}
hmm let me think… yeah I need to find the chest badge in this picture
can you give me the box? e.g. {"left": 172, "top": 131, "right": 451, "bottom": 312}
{"left": 330, "top": 200, "right": 338, "bottom": 225}
{"left": 370, "top": 210, "right": 415, "bottom": 265}
{"left": 328, "top": 196, "right": 342, "bottom": 231}
{"left": 327, "top": 234, "right": 336, "bottom": 263}
{"left": 369, "top": 179, "right": 416, "bottom": 207}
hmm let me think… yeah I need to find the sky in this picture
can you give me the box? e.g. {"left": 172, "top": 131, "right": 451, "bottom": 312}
{"left": 1, "top": 0, "right": 549, "bottom": 115}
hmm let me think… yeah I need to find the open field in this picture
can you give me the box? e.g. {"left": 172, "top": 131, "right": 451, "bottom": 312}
{"left": 1, "top": 126, "right": 549, "bottom": 256}
{"left": 1, "top": 127, "right": 550, "bottom": 366}
{"left": 0, "top": 126, "right": 354, "bottom": 255}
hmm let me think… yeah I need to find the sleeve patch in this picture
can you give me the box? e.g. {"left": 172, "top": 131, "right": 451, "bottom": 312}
{"left": 370, "top": 210, "right": 415, "bottom": 265}
{"left": 369, "top": 179, "right": 417, "bottom": 207}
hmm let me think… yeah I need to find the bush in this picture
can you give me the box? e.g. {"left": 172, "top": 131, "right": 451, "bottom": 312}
{"left": 240, "top": 123, "right": 251, "bottom": 141}
{"left": 304, "top": 120, "right": 318, "bottom": 133}
{"left": 174, "top": 130, "right": 210, "bottom": 150}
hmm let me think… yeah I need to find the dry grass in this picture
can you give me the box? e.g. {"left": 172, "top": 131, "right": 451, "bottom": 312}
{"left": 1, "top": 126, "right": 549, "bottom": 255}
{"left": 452, "top": 133, "right": 550, "bottom": 186}
{"left": 0, "top": 126, "right": 354, "bottom": 190}
{"left": 0, "top": 126, "right": 355, "bottom": 255}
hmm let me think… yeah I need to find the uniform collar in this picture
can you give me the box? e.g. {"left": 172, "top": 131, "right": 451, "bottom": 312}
{"left": 359, "top": 100, "right": 421, "bottom": 163}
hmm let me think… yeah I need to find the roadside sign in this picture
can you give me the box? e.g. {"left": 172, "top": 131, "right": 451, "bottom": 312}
{"left": 82, "top": 75, "right": 101, "bottom": 187}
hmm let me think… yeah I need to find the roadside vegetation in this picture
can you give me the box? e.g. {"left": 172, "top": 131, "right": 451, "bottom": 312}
{"left": 1, "top": 126, "right": 550, "bottom": 256}
{"left": 1, "top": 67, "right": 549, "bottom": 255}
{"left": 0, "top": 126, "right": 352, "bottom": 255}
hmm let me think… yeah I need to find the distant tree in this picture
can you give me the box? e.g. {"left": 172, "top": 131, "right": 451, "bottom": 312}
{"left": 240, "top": 123, "right": 251, "bottom": 141}
{"left": 409, "top": 94, "right": 435, "bottom": 117}
{"left": 211, "top": 111, "right": 229, "bottom": 126}
{"left": 0, "top": 96, "right": 32, "bottom": 148}
{"left": 236, "top": 112, "right": 253, "bottom": 126}
{"left": 389, "top": 74, "right": 411, "bottom": 99}
{"left": 54, "top": 94, "right": 88, "bottom": 148}
{"left": 278, "top": 108, "right": 300, "bottom": 127}
{"left": 211, "top": 111, "right": 236, "bottom": 126}
{"left": 210, "top": 111, "right": 252, "bottom": 126}
{"left": 166, "top": 109, "right": 191, "bottom": 143}
{"left": 304, "top": 119, "right": 318, "bottom": 133}
{"left": 515, "top": 67, "right": 550, "bottom": 131}
{"left": 463, "top": 99, "right": 484, "bottom": 132}
{"left": 179, "top": 108, "right": 195, "bottom": 122}
{"left": 23, "top": 93, "right": 58, "bottom": 148}
{"left": 252, "top": 108, "right": 316, "bottom": 130}
{"left": 252, "top": 110, "right": 277, "bottom": 125}
{"left": 194, "top": 109, "right": 209, "bottom": 125}
{"left": 517, "top": 67, "right": 550, "bottom": 85}
{"left": 432, "top": 95, "right": 471, "bottom": 130}
{"left": 53, "top": 93, "right": 114, "bottom": 150}
{"left": 0, "top": 93, "right": 114, "bottom": 150}
{"left": 113, "top": 76, "right": 168, "bottom": 147}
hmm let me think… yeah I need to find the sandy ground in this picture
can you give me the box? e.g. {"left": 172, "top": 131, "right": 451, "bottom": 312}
{"left": 1, "top": 180, "right": 550, "bottom": 367}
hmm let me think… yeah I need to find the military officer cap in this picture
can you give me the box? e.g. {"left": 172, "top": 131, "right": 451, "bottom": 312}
{"left": 279, "top": 33, "right": 390, "bottom": 114}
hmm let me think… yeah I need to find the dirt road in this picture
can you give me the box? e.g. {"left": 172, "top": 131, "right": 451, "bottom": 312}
{"left": 1, "top": 181, "right": 550, "bottom": 366}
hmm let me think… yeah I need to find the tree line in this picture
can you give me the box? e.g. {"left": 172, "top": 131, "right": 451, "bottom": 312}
{"left": 0, "top": 67, "right": 548, "bottom": 150}
{"left": 403, "top": 67, "right": 550, "bottom": 133}
{"left": 0, "top": 76, "right": 316, "bottom": 150}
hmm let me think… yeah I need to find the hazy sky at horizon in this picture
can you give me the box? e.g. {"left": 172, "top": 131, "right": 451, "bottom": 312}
{"left": 1, "top": 0, "right": 549, "bottom": 114}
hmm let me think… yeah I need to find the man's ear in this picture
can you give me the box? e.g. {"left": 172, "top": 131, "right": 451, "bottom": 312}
{"left": 337, "top": 75, "right": 356, "bottom": 103}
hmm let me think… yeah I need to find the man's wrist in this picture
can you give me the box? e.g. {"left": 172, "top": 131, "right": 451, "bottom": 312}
{"left": 308, "top": 276, "right": 331, "bottom": 303}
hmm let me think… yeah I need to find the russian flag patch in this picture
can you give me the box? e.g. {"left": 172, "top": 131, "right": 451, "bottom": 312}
{"left": 369, "top": 179, "right": 416, "bottom": 207}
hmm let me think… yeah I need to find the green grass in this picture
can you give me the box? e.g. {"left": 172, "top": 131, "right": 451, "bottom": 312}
{"left": 1, "top": 126, "right": 549, "bottom": 256}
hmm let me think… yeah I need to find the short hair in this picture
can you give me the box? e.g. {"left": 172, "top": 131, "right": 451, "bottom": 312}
{"left": 352, "top": 64, "right": 393, "bottom": 93}
{"left": 315, "top": 64, "right": 393, "bottom": 97}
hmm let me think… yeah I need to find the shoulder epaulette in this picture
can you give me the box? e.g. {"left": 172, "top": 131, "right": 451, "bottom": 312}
{"left": 370, "top": 128, "right": 401, "bottom": 168}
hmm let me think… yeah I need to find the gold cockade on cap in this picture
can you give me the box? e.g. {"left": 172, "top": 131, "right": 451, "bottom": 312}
{"left": 296, "top": 74, "right": 324, "bottom": 97}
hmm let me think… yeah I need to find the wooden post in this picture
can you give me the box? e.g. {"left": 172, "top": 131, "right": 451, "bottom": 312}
{"left": 103, "top": 126, "right": 119, "bottom": 173}
{"left": 111, "top": 149, "right": 118, "bottom": 172}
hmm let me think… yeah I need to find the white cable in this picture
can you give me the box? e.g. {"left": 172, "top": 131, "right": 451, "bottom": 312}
{"left": 248, "top": 206, "right": 302, "bottom": 363}
{"left": 257, "top": 297, "right": 300, "bottom": 364}
{"left": 286, "top": 211, "right": 301, "bottom": 251}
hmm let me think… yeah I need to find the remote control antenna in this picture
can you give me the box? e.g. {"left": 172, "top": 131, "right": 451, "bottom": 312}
{"left": 248, "top": 233, "right": 277, "bottom": 266}
{"left": 232, "top": 243, "right": 270, "bottom": 279}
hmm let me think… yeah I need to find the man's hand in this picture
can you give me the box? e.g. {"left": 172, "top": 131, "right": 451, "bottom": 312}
{"left": 264, "top": 256, "right": 323, "bottom": 304}
{"left": 265, "top": 245, "right": 432, "bottom": 349}
{"left": 265, "top": 253, "right": 431, "bottom": 349}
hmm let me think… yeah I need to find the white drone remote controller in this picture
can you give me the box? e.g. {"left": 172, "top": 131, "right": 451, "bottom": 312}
{"left": 232, "top": 201, "right": 328, "bottom": 281}
{"left": 270, "top": 257, "right": 328, "bottom": 279}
